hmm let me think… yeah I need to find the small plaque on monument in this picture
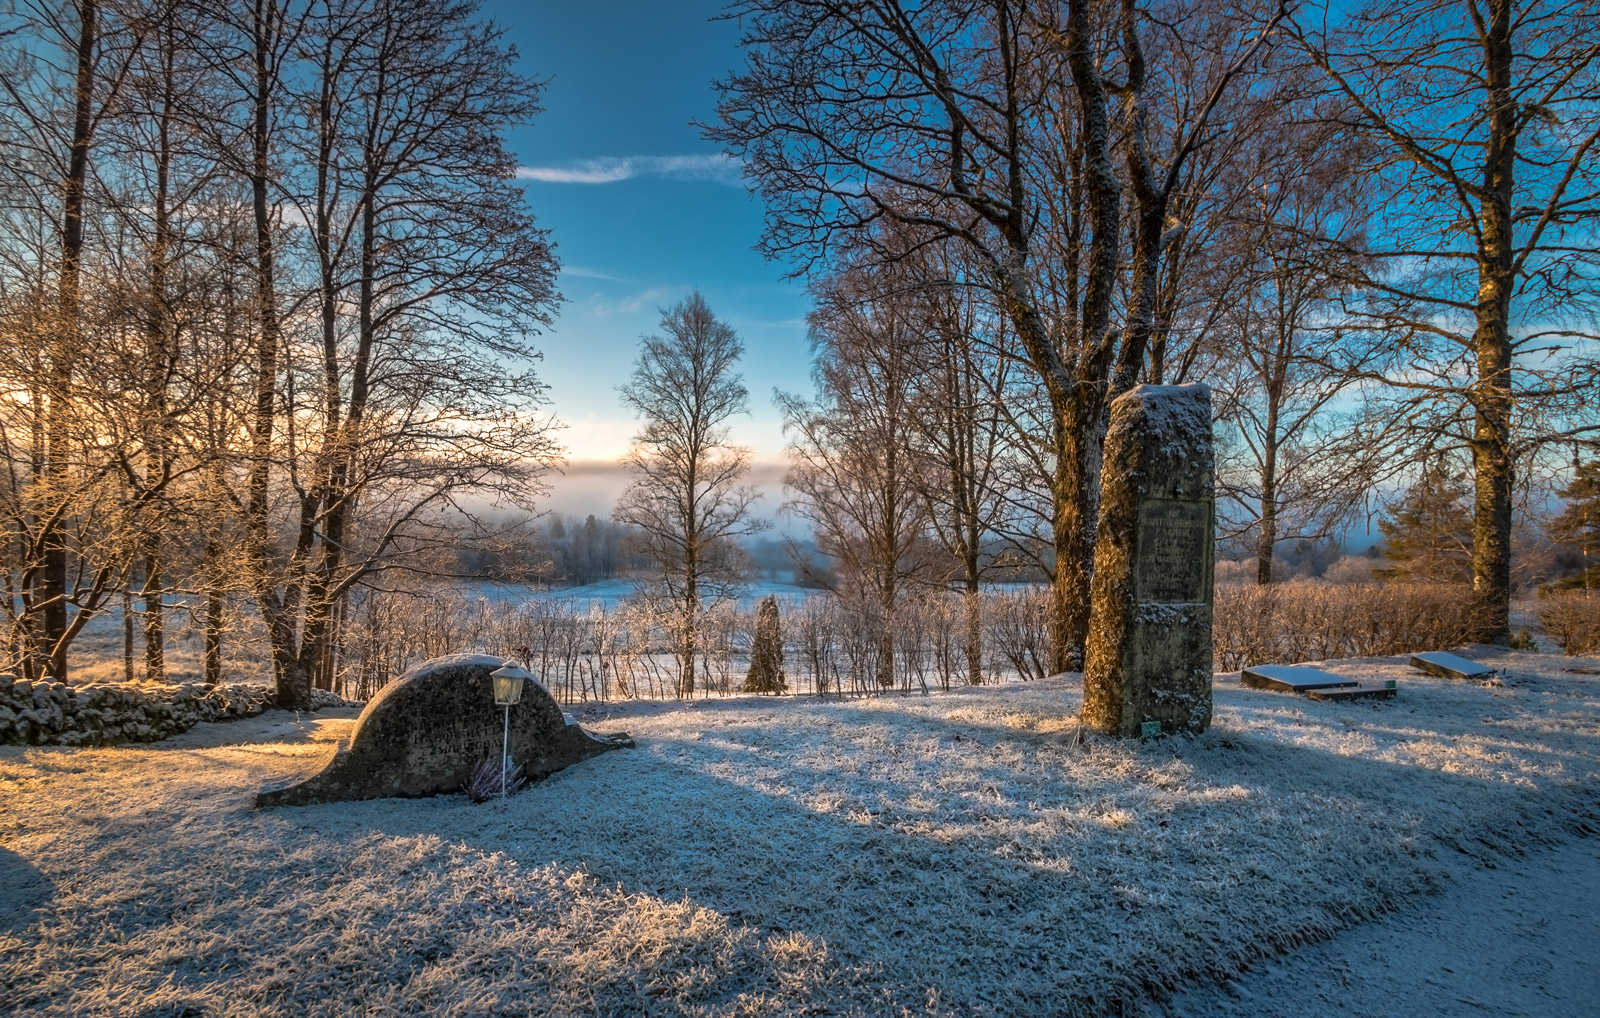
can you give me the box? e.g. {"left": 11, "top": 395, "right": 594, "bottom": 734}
{"left": 1082, "top": 384, "right": 1216, "bottom": 738}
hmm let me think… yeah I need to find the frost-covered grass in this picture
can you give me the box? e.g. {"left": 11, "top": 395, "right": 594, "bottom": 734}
{"left": 4, "top": 648, "right": 1600, "bottom": 1016}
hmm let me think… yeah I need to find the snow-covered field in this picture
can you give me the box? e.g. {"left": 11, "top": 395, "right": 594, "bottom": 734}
{"left": 3, "top": 647, "right": 1599, "bottom": 1016}
{"left": 476, "top": 577, "right": 830, "bottom": 611}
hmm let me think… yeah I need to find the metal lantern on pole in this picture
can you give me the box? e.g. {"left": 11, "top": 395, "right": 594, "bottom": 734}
{"left": 489, "top": 663, "right": 529, "bottom": 799}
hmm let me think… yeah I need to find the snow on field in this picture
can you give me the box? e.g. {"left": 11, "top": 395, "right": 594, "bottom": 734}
{"left": 473, "top": 577, "right": 829, "bottom": 612}
{"left": 3, "top": 647, "right": 1600, "bottom": 1017}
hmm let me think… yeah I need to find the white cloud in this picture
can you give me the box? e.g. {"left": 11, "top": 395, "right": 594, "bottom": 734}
{"left": 517, "top": 153, "right": 744, "bottom": 186}
{"left": 562, "top": 265, "right": 626, "bottom": 282}
{"left": 614, "top": 286, "right": 674, "bottom": 315}
{"left": 587, "top": 284, "right": 677, "bottom": 318}
{"left": 560, "top": 418, "right": 637, "bottom": 461}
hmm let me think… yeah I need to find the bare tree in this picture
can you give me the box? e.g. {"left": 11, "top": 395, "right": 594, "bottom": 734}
{"left": 1210, "top": 112, "right": 1384, "bottom": 582}
{"left": 780, "top": 264, "right": 941, "bottom": 688}
{"left": 1290, "top": 0, "right": 1600, "bottom": 642}
{"left": 711, "top": 0, "right": 1290, "bottom": 669}
{"left": 0, "top": 0, "right": 563, "bottom": 692}
{"left": 0, "top": 0, "right": 156, "bottom": 680}
{"left": 1109, "top": 0, "right": 1290, "bottom": 396}
{"left": 614, "top": 292, "right": 764, "bottom": 697}
{"left": 708, "top": 0, "right": 1112, "bottom": 669}
{"left": 909, "top": 263, "right": 1017, "bottom": 685}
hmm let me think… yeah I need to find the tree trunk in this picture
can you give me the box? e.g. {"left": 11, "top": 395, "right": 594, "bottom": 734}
{"left": 1051, "top": 400, "right": 1104, "bottom": 673}
{"left": 246, "top": 0, "right": 290, "bottom": 699}
{"left": 122, "top": 586, "right": 134, "bottom": 682}
{"left": 1469, "top": 0, "right": 1516, "bottom": 645}
{"left": 1257, "top": 421, "right": 1280, "bottom": 585}
{"left": 142, "top": 553, "right": 165, "bottom": 681}
{"left": 203, "top": 566, "right": 223, "bottom": 688}
{"left": 43, "top": 0, "right": 100, "bottom": 682}
{"left": 1052, "top": 0, "right": 1124, "bottom": 671}
{"left": 878, "top": 584, "right": 895, "bottom": 689}
{"left": 140, "top": 12, "right": 180, "bottom": 686}
{"left": 1256, "top": 471, "right": 1277, "bottom": 586}
{"left": 680, "top": 572, "right": 697, "bottom": 698}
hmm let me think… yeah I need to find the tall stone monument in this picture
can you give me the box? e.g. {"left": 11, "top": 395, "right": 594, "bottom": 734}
{"left": 1082, "top": 384, "right": 1215, "bottom": 738}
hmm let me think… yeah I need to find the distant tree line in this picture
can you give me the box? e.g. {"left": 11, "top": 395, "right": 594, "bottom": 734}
{"left": 454, "top": 514, "right": 646, "bottom": 587}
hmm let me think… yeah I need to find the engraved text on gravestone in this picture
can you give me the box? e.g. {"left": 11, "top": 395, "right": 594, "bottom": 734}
{"left": 1134, "top": 499, "right": 1208, "bottom": 603}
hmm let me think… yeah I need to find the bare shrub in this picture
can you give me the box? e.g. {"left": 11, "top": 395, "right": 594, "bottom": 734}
{"left": 791, "top": 597, "right": 842, "bottom": 695}
{"left": 1214, "top": 582, "right": 1484, "bottom": 670}
{"left": 983, "top": 587, "right": 1052, "bottom": 679}
{"left": 333, "top": 583, "right": 1084, "bottom": 702}
{"left": 1536, "top": 592, "right": 1600, "bottom": 656}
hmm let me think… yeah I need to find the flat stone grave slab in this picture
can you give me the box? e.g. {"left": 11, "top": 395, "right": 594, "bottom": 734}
{"left": 1240, "top": 664, "right": 1360, "bottom": 694}
{"left": 1409, "top": 651, "right": 1495, "bottom": 681}
{"left": 1306, "top": 685, "right": 1398, "bottom": 702}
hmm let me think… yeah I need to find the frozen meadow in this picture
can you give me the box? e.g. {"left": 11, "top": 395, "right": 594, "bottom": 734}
{"left": 3, "top": 647, "right": 1600, "bottom": 1016}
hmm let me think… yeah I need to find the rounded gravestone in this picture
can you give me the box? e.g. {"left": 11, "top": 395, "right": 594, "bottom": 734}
{"left": 257, "top": 653, "right": 632, "bottom": 807}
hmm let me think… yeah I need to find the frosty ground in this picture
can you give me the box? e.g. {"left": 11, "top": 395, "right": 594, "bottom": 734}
{"left": 3, "top": 649, "right": 1599, "bottom": 1017}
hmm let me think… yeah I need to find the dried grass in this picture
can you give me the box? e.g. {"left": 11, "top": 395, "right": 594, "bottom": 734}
{"left": 461, "top": 759, "right": 526, "bottom": 803}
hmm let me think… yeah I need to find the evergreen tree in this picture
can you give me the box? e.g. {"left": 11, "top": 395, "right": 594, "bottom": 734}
{"left": 1550, "top": 459, "right": 1600, "bottom": 590}
{"left": 1376, "top": 460, "right": 1473, "bottom": 582}
{"left": 743, "top": 595, "right": 786, "bottom": 694}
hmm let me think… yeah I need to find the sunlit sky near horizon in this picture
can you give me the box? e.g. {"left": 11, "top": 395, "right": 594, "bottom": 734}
{"left": 486, "top": 1, "right": 812, "bottom": 518}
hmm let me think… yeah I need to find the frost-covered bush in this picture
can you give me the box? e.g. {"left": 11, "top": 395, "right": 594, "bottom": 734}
{"left": 1536, "top": 591, "right": 1600, "bottom": 655}
{"left": 334, "top": 584, "right": 1075, "bottom": 701}
{"left": 983, "top": 587, "right": 1053, "bottom": 678}
{"left": 1213, "top": 582, "right": 1485, "bottom": 671}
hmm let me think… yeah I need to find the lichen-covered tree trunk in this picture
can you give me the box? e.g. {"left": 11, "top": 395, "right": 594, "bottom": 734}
{"left": 1468, "top": 0, "right": 1517, "bottom": 646}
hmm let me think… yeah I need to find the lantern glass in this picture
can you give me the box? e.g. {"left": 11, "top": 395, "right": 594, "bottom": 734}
{"left": 490, "top": 664, "right": 528, "bottom": 706}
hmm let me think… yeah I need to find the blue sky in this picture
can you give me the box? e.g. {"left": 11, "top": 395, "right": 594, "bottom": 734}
{"left": 486, "top": 1, "right": 812, "bottom": 515}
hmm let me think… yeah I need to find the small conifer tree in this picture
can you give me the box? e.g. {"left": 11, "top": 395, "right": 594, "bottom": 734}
{"left": 743, "top": 595, "right": 786, "bottom": 694}
{"left": 1551, "top": 459, "right": 1600, "bottom": 590}
{"left": 1376, "top": 459, "right": 1473, "bottom": 582}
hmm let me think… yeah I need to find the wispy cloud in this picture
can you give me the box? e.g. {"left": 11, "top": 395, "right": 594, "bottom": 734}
{"left": 517, "top": 153, "right": 744, "bottom": 186}
{"left": 563, "top": 265, "right": 626, "bottom": 282}
{"left": 591, "top": 285, "right": 677, "bottom": 318}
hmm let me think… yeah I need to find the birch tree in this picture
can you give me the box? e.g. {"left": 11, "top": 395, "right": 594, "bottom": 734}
{"left": 780, "top": 266, "right": 941, "bottom": 687}
{"left": 614, "top": 293, "right": 764, "bottom": 697}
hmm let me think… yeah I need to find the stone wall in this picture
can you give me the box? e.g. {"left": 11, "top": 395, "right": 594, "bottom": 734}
{"left": 0, "top": 676, "right": 287, "bottom": 747}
